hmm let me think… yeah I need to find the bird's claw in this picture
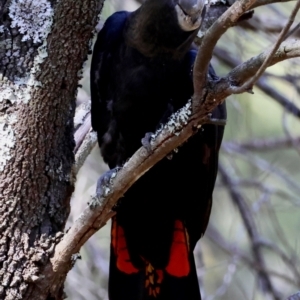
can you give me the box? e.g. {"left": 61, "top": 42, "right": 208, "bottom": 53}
{"left": 96, "top": 168, "right": 118, "bottom": 198}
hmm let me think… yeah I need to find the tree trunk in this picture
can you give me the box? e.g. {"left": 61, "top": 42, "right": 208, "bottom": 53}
{"left": 0, "top": 0, "right": 103, "bottom": 298}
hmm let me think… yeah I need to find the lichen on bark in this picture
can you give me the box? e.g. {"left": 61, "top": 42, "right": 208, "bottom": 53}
{"left": 0, "top": 0, "right": 104, "bottom": 298}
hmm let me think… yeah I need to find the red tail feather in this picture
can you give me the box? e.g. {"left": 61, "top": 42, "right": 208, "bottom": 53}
{"left": 111, "top": 217, "right": 139, "bottom": 274}
{"left": 166, "top": 220, "right": 190, "bottom": 277}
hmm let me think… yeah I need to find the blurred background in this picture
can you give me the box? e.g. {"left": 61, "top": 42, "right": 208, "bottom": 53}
{"left": 66, "top": 1, "right": 300, "bottom": 299}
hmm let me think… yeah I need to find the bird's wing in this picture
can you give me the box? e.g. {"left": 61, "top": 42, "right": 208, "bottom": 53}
{"left": 90, "top": 11, "right": 130, "bottom": 141}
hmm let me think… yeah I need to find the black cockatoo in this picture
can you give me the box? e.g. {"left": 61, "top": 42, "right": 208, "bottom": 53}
{"left": 90, "top": 0, "right": 226, "bottom": 299}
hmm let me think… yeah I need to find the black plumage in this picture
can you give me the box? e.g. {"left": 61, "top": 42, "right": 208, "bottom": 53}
{"left": 90, "top": 1, "right": 226, "bottom": 299}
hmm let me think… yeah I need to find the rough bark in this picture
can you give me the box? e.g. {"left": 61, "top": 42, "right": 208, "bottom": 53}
{"left": 0, "top": 0, "right": 104, "bottom": 299}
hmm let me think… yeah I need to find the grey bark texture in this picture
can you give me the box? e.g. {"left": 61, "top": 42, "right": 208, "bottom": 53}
{"left": 0, "top": 0, "right": 104, "bottom": 299}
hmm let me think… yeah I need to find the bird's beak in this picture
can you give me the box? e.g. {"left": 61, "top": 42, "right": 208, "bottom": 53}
{"left": 176, "top": 0, "right": 205, "bottom": 31}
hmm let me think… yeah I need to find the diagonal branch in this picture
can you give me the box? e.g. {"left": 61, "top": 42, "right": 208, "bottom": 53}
{"left": 288, "top": 292, "right": 300, "bottom": 300}
{"left": 218, "top": 162, "right": 282, "bottom": 300}
{"left": 73, "top": 100, "right": 98, "bottom": 175}
{"left": 207, "top": 225, "right": 298, "bottom": 286}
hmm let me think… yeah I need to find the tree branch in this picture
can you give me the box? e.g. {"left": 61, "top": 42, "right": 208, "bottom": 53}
{"left": 250, "top": 0, "right": 297, "bottom": 8}
{"left": 288, "top": 292, "right": 300, "bottom": 300}
{"left": 227, "top": 40, "right": 300, "bottom": 92}
{"left": 193, "top": 0, "right": 257, "bottom": 104}
{"left": 224, "top": 136, "right": 300, "bottom": 151}
{"left": 227, "top": 0, "right": 300, "bottom": 93}
{"left": 241, "top": 16, "right": 300, "bottom": 38}
{"left": 218, "top": 162, "right": 282, "bottom": 299}
{"left": 214, "top": 47, "right": 300, "bottom": 119}
{"left": 207, "top": 225, "right": 298, "bottom": 286}
{"left": 222, "top": 142, "right": 300, "bottom": 197}
{"left": 73, "top": 100, "right": 98, "bottom": 175}
{"left": 74, "top": 101, "right": 92, "bottom": 152}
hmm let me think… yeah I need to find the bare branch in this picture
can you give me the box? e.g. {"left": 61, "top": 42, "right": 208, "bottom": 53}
{"left": 73, "top": 100, "right": 98, "bottom": 175}
{"left": 222, "top": 143, "right": 300, "bottom": 197}
{"left": 227, "top": 39, "right": 300, "bottom": 93}
{"left": 205, "top": 255, "right": 238, "bottom": 300}
{"left": 74, "top": 102, "right": 92, "bottom": 153}
{"left": 224, "top": 136, "right": 300, "bottom": 151}
{"left": 219, "top": 162, "right": 282, "bottom": 299}
{"left": 241, "top": 16, "right": 300, "bottom": 37}
{"left": 193, "top": 0, "right": 257, "bottom": 103}
{"left": 250, "top": 0, "right": 296, "bottom": 8}
{"left": 282, "top": 109, "right": 300, "bottom": 156}
{"left": 284, "top": 22, "right": 300, "bottom": 39}
{"left": 201, "top": 39, "right": 300, "bottom": 120}
{"left": 258, "top": 77, "right": 300, "bottom": 118}
{"left": 207, "top": 225, "right": 297, "bottom": 286}
{"left": 288, "top": 292, "right": 300, "bottom": 300}
{"left": 258, "top": 239, "right": 300, "bottom": 285}
{"left": 74, "top": 129, "right": 97, "bottom": 175}
{"left": 214, "top": 47, "right": 300, "bottom": 119}
{"left": 228, "top": 0, "right": 300, "bottom": 93}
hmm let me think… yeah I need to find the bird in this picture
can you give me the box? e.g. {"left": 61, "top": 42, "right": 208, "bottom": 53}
{"left": 90, "top": 0, "right": 226, "bottom": 299}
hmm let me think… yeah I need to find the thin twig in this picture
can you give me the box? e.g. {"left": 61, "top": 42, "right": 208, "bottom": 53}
{"left": 284, "top": 22, "right": 300, "bottom": 40}
{"left": 288, "top": 292, "right": 300, "bottom": 300}
{"left": 193, "top": 0, "right": 257, "bottom": 104}
{"left": 206, "top": 225, "right": 297, "bottom": 286}
{"left": 219, "top": 162, "right": 282, "bottom": 300}
{"left": 250, "top": 0, "right": 297, "bottom": 9}
{"left": 222, "top": 143, "right": 300, "bottom": 197}
{"left": 73, "top": 99, "right": 98, "bottom": 175}
{"left": 241, "top": 16, "right": 300, "bottom": 37}
{"left": 205, "top": 255, "right": 238, "bottom": 300}
{"left": 74, "top": 113, "right": 93, "bottom": 153}
{"left": 258, "top": 239, "right": 300, "bottom": 285}
{"left": 258, "top": 78, "right": 300, "bottom": 118}
{"left": 224, "top": 136, "right": 300, "bottom": 151}
{"left": 214, "top": 46, "right": 300, "bottom": 119}
{"left": 228, "top": 0, "right": 300, "bottom": 94}
{"left": 74, "top": 129, "right": 98, "bottom": 175}
{"left": 282, "top": 110, "right": 300, "bottom": 157}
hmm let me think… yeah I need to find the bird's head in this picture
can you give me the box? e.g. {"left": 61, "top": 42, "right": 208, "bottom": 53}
{"left": 126, "top": 0, "right": 206, "bottom": 58}
{"left": 175, "top": 0, "right": 206, "bottom": 31}
{"left": 139, "top": 0, "right": 206, "bottom": 32}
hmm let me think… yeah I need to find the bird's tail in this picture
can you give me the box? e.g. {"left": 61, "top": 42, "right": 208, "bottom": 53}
{"left": 108, "top": 217, "right": 201, "bottom": 300}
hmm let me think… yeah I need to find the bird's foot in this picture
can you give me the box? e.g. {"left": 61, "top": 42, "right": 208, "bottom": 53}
{"left": 96, "top": 168, "right": 118, "bottom": 198}
{"left": 141, "top": 132, "right": 155, "bottom": 153}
